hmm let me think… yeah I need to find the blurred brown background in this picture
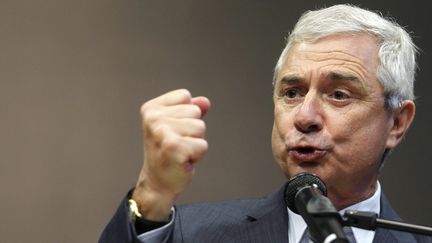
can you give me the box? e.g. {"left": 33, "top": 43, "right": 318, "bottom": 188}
{"left": 0, "top": 0, "right": 430, "bottom": 242}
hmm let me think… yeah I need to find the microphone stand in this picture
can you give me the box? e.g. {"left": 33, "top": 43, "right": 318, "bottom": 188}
{"left": 311, "top": 210, "right": 432, "bottom": 236}
{"left": 343, "top": 210, "right": 432, "bottom": 236}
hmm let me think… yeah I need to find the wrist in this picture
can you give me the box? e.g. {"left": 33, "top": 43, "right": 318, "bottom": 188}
{"left": 129, "top": 197, "right": 172, "bottom": 235}
{"left": 131, "top": 185, "right": 175, "bottom": 222}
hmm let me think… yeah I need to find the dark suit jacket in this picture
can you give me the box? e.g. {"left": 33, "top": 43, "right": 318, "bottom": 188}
{"left": 99, "top": 184, "right": 432, "bottom": 243}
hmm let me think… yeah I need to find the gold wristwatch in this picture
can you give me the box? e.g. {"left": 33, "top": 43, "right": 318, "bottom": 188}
{"left": 128, "top": 199, "right": 143, "bottom": 222}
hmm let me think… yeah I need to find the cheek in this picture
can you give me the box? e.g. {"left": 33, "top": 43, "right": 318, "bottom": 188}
{"left": 330, "top": 107, "right": 383, "bottom": 141}
{"left": 273, "top": 105, "right": 294, "bottom": 135}
{"left": 271, "top": 125, "right": 293, "bottom": 177}
{"left": 271, "top": 107, "right": 292, "bottom": 160}
{"left": 271, "top": 111, "right": 287, "bottom": 153}
{"left": 331, "top": 109, "right": 390, "bottom": 165}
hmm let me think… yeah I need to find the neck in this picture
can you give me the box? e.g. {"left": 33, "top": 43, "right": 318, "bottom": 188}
{"left": 329, "top": 181, "right": 377, "bottom": 210}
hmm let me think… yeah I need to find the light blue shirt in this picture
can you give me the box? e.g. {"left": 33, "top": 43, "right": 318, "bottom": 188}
{"left": 137, "top": 208, "right": 175, "bottom": 243}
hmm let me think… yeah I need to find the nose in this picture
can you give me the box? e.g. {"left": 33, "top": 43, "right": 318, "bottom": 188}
{"left": 294, "top": 92, "right": 324, "bottom": 133}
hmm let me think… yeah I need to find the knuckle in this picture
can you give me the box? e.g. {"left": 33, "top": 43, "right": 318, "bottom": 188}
{"left": 200, "top": 139, "right": 209, "bottom": 152}
{"left": 151, "top": 123, "right": 169, "bottom": 138}
{"left": 191, "top": 139, "right": 208, "bottom": 161}
{"left": 142, "top": 109, "right": 160, "bottom": 124}
{"left": 140, "top": 102, "right": 149, "bottom": 115}
{"left": 140, "top": 101, "right": 158, "bottom": 117}
{"left": 161, "top": 136, "right": 181, "bottom": 151}
{"left": 195, "top": 119, "right": 206, "bottom": 133}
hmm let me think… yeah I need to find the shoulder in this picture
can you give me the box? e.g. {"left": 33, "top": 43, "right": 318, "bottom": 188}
{"left": 171, "top": 197, "right": 265, "bottom": 242}
{"left": 379, "top": 192, "right": 432, "bottom": 243}
{"left": 176, "top": 196, "right": 268, "bottom": 222}
{"left": 170, "top": 185, "right": 288, "bottom": 241}
{"left": 174, "top": 183, "right": 286, "bottom": 225}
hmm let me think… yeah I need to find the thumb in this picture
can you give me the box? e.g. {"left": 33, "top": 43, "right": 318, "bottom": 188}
{"left": 191, "top": 96, "right": 211, "bottom": 118}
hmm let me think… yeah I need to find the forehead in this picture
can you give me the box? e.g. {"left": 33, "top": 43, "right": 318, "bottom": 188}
{"left": 276, "top": 33, "right": 380, "bottom": 83}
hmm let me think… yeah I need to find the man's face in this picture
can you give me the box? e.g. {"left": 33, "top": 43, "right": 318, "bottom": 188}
{"left": 272, "top": 33, "right": 395, "bottom": 209}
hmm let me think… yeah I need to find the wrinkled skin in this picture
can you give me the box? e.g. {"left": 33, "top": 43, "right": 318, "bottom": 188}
{"left": 271, "top": 33, "right": 415, "bottom": 210}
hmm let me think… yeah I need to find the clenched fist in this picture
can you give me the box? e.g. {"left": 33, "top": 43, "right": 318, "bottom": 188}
{"left": 132, "top": 89, "right": 210, "bottom": 221}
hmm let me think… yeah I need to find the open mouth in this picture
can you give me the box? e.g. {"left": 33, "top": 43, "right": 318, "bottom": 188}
{"left": 290, "top": 146, "right": 327, "bottom": 162}
{"left": 296, "top": 147, "right": 316, "bottom": 153}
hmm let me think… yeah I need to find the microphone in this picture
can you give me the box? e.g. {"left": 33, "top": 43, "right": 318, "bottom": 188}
{"left": 285, "top": 173, "right": 348, "bottom": 243}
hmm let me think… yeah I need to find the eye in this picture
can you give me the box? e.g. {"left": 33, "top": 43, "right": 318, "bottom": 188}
{"left": 284, "top": 88, "right": 301, "bottom": 99}
{"left": 331, "top": 90, "right": 350, "bottom": 100}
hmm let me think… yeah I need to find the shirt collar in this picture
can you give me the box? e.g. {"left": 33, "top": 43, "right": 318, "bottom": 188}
{"left": 287, "top": 181, "right": 381, "bottom": 243}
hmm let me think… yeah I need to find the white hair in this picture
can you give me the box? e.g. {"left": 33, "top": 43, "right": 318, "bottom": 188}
{"left": 274, "top": 4, "right": 418, "bottom": 110}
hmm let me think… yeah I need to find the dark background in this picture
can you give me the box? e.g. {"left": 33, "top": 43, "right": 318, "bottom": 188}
{"left": 0, "top": 1, "right": 430, "bottom": 242}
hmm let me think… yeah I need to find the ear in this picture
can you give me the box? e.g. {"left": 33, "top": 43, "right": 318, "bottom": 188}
{"left": 386, "top": 100, "right": 416, "bottom": 149}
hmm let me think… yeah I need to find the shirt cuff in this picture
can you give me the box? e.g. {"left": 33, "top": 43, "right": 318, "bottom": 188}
{"left": 136, "top": 207, "right": 176, "bottom": 243}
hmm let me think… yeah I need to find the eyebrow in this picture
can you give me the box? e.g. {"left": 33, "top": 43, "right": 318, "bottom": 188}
{"left": 278, "top": 71, "right": 362, "bottom": 86}
{"left": 280, "top": 75, "right": 304, "bottom": 85}
{"left": 325, "top": 71, "right": 361, "bottom": 83}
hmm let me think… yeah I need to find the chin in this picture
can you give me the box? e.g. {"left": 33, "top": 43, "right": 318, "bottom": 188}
{"left": 292, "top": 164, "right": 324, "bottom": 177}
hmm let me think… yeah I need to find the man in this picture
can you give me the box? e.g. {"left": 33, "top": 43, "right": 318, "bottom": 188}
{"left": 100, "top": 4, "right": 431, "bottom": 243}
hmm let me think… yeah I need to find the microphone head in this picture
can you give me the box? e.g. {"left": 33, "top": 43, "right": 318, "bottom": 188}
{"left": 284, "top": 172, "right": 327, "bottom": 214}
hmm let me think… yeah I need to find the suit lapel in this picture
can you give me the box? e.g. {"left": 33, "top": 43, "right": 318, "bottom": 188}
{"left": 235, "top": 187, "right": 425, "bottom": 243}
{"left": 372, "top": 228, "right": 398, "bottom": 243}
{"left": 241, "top": 184, "right": 289, "bottom": 243}
{"left": 197, "top": 186, "right": 421, "bottom": 242}
{"left": 373, "top": 193, "right": 418, "bottom": 243}
{"left": 239, "top": 186, "right": 419, "bottom": 243}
